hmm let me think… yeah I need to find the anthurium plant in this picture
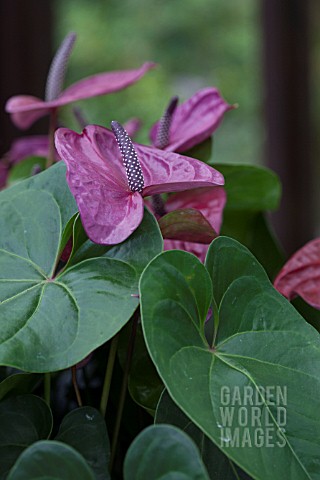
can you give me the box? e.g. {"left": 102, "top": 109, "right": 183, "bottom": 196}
{"left": 1, "top": 33, "right": 320, "bottom": 480}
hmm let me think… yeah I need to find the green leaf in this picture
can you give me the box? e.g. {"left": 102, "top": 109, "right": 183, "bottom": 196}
{"left": 3, "top": 162, "right": 77, "bottom": 230}
{"left": 215, "top": 164, "right": 281, "bottom": 211}
{"left": 0, "top": 165, "right": 147, "bottom": 372}
{"left": 0, "top": 373, "right": 42, "bottom": 401}
{"left": 155, "top": 390, "right": 249, "bottom": 480}
{"left": 8, "top": 157, "right": 46, "bottom": 186}
{"left": 159, "top": 208, "right": 217, "bottom": 243}
{"left": 0, "top": 394, "right": 52, "bottom": 479}
{"left": 7, "top": 441, "right": 95, "bottom": 479}
{"left": 140, "top": 238, "right": 320, "bottom": 479}
{"left": 55, "top": 406, "right": 110, "bottom": 480}
{"left": 123, "top": 424, "right": 210, "bottom": 480}
{"left": 68, "top": 207, "right": 163, "bottom": 275}
{"left": 205, "top": 236, "right": 269, "bottom": 307}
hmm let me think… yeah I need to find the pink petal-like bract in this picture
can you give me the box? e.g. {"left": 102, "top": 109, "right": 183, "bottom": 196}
{"left": 55, "top": 124, "right": 224, "bottom": 245}
{"left": 3, "top": 135, "right": 59, "bottom": 164}
{"left": 274, "top": 238, "right": 320, "bottom": 309}
{"left": 163, "top": 187, "right": 226, "bottom": 262}
{"left": 150, "top": 87, "right": 233, "bottom": 152}
{"left": 6, "top": 62, "right": 155, "bottom": 130}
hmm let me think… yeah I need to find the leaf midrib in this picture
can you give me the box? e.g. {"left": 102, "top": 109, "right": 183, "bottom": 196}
{"left": 0, "top": 248, "right": 47, "bottom": 279}
{"left": 214, "top": 354, "right": 313, "bottom": 480}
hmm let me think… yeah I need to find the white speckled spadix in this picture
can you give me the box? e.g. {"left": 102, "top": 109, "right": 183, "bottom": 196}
{"left": 111, "top": 121, "right": 145, "bottom": 193}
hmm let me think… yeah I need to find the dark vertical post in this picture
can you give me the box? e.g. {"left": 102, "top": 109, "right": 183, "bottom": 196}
{"left": 262, "top": 0, "right": 313, "bottom": 255}
{"left": 0, "top": 0, "right": 53, "bottom": 156}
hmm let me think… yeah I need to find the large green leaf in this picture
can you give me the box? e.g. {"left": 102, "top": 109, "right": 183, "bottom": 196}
{"left": 3, "top": 161, "right": 77, "bottom": 230}
{"left": 123, "top": 424, "right": 210, "bottom": 479}
{"left": 7, "top": 441, "right": 95, "bottom": 479}
{"left": 0, "top": 394, "right": 52, "bottom": 479}
{"left": 140, "top": 238, "right": 320, "bottom": 479}
{"left": 155, "top": 390, "right": 250, "bottom": 480}
{"left": 205, "top": 236, "right": 269, "bottom": 307}
{"left": 0, "top": 165, "right": 162, "bottom": 372}
{"left": 55, "top": 406, "right": 110, "bottom": 480}
{"left": 214, "top": 164, "right": 281, "bottom": 211}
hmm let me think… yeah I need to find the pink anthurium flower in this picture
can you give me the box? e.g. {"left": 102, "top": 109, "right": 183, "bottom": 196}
{"left": 55, "top": 122, "right": 224, "bottom": 245}
{"left": 155, "top": 187, "right": 226, "bottom": 263}
{"left": 2, "top": 135, "right": 59, "bottom": 164}
{"left": 150, "top": 88, "right": 234, "bottom": 152}
{"left": 5, "top": 32, "right": 155, "bottom": 130}
{"left": 274, "top": 238, "right": 320, "bottom": 309}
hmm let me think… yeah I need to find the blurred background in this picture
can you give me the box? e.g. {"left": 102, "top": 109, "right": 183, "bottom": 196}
{"left": 0, "top": 0, "right": 319, "bottom": 254}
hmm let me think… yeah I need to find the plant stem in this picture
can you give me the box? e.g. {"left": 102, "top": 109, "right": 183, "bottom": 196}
{"left": 72, "top": 366, "right": 83, "bottom": 407}
{"left": 110, "top": 309, "right": 139, "bottom": 471}
{"left": 100, "top": 334, "right": 119, "bottom": 417}
{"left": 44, "top": 373, "right": 51, "bottom": 406}
{"left": 46, "top": 108, "right": 58, "bottom": 169}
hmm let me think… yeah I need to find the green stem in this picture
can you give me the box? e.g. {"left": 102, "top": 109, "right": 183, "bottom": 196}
{"left": 110, "top": 309, "right": 139, "bottom": 471}
{"left": 100, "top": 334, "right": 119, "bottom": 417}
{"left": 44, "top": 373, "right": 51, "bottom": 406}
{"left": 46, "top": 108, "right": 58, "bottom": 169}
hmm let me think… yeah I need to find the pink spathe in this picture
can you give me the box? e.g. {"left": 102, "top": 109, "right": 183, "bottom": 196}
{"left": 6, "top": 62, "right": 155, "bottom": 130}
{"left": 274, "top": 238, "right": 320, "bottom": 309}
{"left": 55, "top": 125, "right": 224, "bottom": 245}
{"left": 150, "top": 87, "right": 234, "bottom": 152}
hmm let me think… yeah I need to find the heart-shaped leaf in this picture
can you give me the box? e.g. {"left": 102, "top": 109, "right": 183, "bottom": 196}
{"left": 3, "top": 161, "right": 77, "bottom": 229}
{"left": 155, "top": 390, "right": 251, "bottom": 480}
{"left": 55, "top": 406, "right": 110, "bottom": 480}
{"left": 0, "top": 163, "right": 162, "bottom": 372}
{"left": 159, "top": 208, "right": 217, "bottom": 243}
{"left": 205, "top": 236, "right": 269, "bottom": 307}
{"left": 123, "top": 424, "right": 210, "bottom": 479}
{"left": 140, "top": 237, "right": 320, "bottom": 479}
{"left": 0, "top": 394, "right": 52, "bottom": 479}
{"left": 7, "top": 441, "right": 95, "bottom": 479}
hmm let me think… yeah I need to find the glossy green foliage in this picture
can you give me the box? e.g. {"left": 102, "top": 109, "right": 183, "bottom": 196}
{"left": 0, "top": 164, "right": 162, "bottom": 372}
{"left": 140, "top": 237, "right": 320, "bottom": 479}
{"left": 0, "top": 395, "right": 52, "bottom": 479}
{"left": 7, "top": 441, "right": 95, "bottom": 479}
{"left": 124, "top": 424, "right": 210, "bottom": 479}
